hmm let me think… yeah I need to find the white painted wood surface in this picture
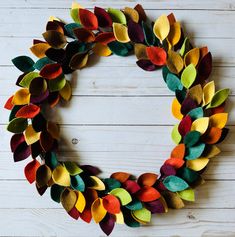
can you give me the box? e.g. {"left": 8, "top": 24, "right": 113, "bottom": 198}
{"left": 0, "top": 0, "right": 235, "bottom": 236}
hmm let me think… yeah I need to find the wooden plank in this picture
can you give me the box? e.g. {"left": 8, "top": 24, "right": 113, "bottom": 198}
{"left": 0, "top": 208, "right": 234, "bottom": 237}
{"left": 0, "top": 180, "right": 234, "bottom": 208}
{"left": 0, "top": 9, "right": 235, "bottom": 38}
{"left": 0, "top": 0, "right": 234, "bottom": 10}
{"left": 1, "top": 66, "right": 234, "bottom": 96}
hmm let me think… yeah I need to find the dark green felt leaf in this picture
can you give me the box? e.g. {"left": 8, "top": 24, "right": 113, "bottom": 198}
{"left": 7, "top": 117, "right": 28, "bottom": 133}
{"left": 142, "top": 21, "right": 155, "bottom": 46}
{"left": 50, "top": 184, "right": 64, "bottom": 203}
{"left": 162, "top": 66, "right": 170, "bottom": 82}
{"left": 103, "top": 178, "right": 121, "bottom": 191}
{"left": 126, "top": 199, "right": 143, "bottom": 211}
{"left": 45, "top": 152, "right": 58, "bottom": 169}
{"left": 108, "top": 41, "right": 131, "bottom": 56}
{"left": 177, "top": 167, "right": 200, "bottom": 184}
{"left": 12, "top": 56, "right": 35, "bottom": 72}
{"left": 34, "top": 57, "right": 54, "bottom": 70}
{"left": 163, "top": 175, "right": 189, "bottom": 192}
{"left": 183, "top": 131, "right": 201, "bottom": 147}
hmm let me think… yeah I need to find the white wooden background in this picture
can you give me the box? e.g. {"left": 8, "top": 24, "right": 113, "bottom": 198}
{"left": 0, "top": 0, "right": 235, "bottom": 236}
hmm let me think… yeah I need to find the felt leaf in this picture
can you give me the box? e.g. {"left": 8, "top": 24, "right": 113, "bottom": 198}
{"left": 45, "top": 48, "right": 65, "bottom": 63}
{"left": 70, "top": 4, "right": 81, "bottom": 23}
{"left": 179, "top": 37, "right": 191, "bottom": 57}
{"left": 107, "top": 8, "right": 126, "bottom": 24}
{"left": 99, "top": 213, "right": 115, "bottom": 236}
{"left": 166, "top": 50, "right": 184, "bottom": 74}
{"left": 110, "top": 188, "right": 132, "bottom": 205}
{"left": 178, "top": 167, "right": 200, "bottom": 184}
{"left": 91, "top": 198, "right": 107, "bottom": 223}
{"left": 136, "top": 59, "right": 156, "bottom": 71}
{"left": 12, "top": 56, "right": 35, "bottom": 72}
{"left": 163, "top": 191, "right": 184, "bottom": 209}
{"left": 153, "top": 15, "right": 170, "bottom": 42}
{"left": 4, "top": 95, "right": 14, "bottom": 110}
{"left": 191, "top": 117, "right": 209, "bottom": 134}
{"left": 123, "top": 7, "right": 139, "bottom": 23}
{"left": 75, "top": 191, "right": 86, "bottom": 212}
{"left": 183, "top": 131, "right": 201, "bottom": 147}
{"left": 47, "top": 121, "right": 60, "bottom": 140}
{"left": 24, "top": 159, "right": 41, "bottom": 184}
{"left": 167, "top": 22, "right": 181, "bottom": 46}
{"left": 122, "top": 180, "right": 140, "bottom": 194}
{"left": 19, "top": 72, "right": 40, "bottom": 88}
{"left": 172, "top": 98, "right": 183, "bottom": 120}
{"left": 13, "top": 141, "right": 30, "bottom": 162}
{"left": 188, "top": 84, "right": 203, "bottom": 105}
{"left": 95, "top": 32, "right": 116, "bottom": 45}
{"left": 34, "top": 57, "right": 54, "bottom": 71}
{"left": 171, "top": 124, "right": 182, "bottom": 144}
{"left": 69, "top": 52, "right": 88, "bottom": 70}
{"left": 70, "top": 175, "right": 85, "bottom": 191}
{"left": 134, "top": 4, "right": 147, "bottom": 22}
{"left": 50, "top": 184, "right": 64, "bottom": 203}
{"left": 202, "top": 81, "right": 215, "bottom": 106}
{"left": 10, "top": 133, "right": 25, "bottom": 152}
{"left": 137, "top": 173, "right": 158, "bottom": 187}
{"left": 181, "top": 64, "right": 197, "bottom": 89}
{"left": 166, "top": 73, "right": 183, "bottom": 92}
{"left": 204, "top": 145, "right": 221, "bottom": 158}
{"left": 185, "top": 143, "right": 206, "bottom": 160}
{"left": 209, "top": 113, "right": 228, "bottom": 129}
{"left": 61, "top": 189, "right": 77, "bottom": 212}
{"left": 127, "top": 20, "right": 144, "bottom": 43}
{"left": 164, "top": 158, "right": 184, "bottom": 169}
{"left": 52, "top": 165, "right": 71, "bottom": 186}
{"left": 93, "top": 43, "right": 112, "bottom": 57}
{"left": 171, "top": 144, "right": 185, "bottom": 159}
{"left": 15, "top": 104, "right": 40, "bottom": 119}
{"left": 108, "top": 41, "right": 130, "bottom": 56}
{"left": 30, "top": 77, "right": 47, "bottom": 97}
{"left": 7, "top": 118, "right": 28, "bottom": 134}
{"left": 12, "top": 88, "right": 30, "bottom": 105}
{"left": 42, "top": 30, "right": 67, "bottom": 48}
{"left": 134, "top": 43, "right": 148, "bottom": 60}
{"left": 44, "top": 152, "right": 58, "bottom": 169}
{"left": 145, "top": 197, "right": 168, "bottom": 214}
{"left": 48, "top": 76, "right": 66, "bottom": 92}
{"left": 103, "top": 178, "right": 121, "bottom": 191}
{"left": 36, "top": 164, "right": 52, "bottom": 187}
{"left": 94, "top": 6, "right": 113, "bottom": 28}
{"left": 137, "top": 186, "right": 161, "bottom": 202}
{"left": 115, "top": 211, "right": 124, "bottom": 224}
{"left": 73, "top": 28, "right": 95, "bottom": 42}
{"left": 110, "top": 172, "right": 130, "bottom": 183}
{"left": 89, "top": 176, "right": 106, "bottom": 191}
{"left": 178, "top": 115, "right": 192, "bottom": 137}
{"left": 64, "top": 23, "right": 82, "bottom": 38}
{"left": 198, "top": 52, "right": 212, "bottom": 79}
{"left": 59, "top": 80, "right": 72, "bottom": 101}
{"left": 184, "top": 48, "right": 200, "bottom": 67}
{"left": 187, "top": 107, "right": 204, "bottom": 120}
{"left": 132, "top": 208, "right": 151, "bottom": 223}
{"left": 79, "top": 8, "right": 98, "bottom": 30}
{"left": 46, "top": 21, "right": 64, "bottom": 34}
{"left": 178, "top": 188, "right": 195, "bottom": 201}
{"left": 126, "top": 199, "right": 143, "bottom": 211}
{"left": 103, "top": 194, "right": 121, "bottom": 214}
{"left": 40, "top": 131, "right": 54, "bottom": 152}
{"left": 64, "top": 161, "right": 83, "bottom": 176}
{"left": 181, "top": 96, "right": 197, "bottom": 115}
{"left": 30, "top": 43, "right": 51, "bottom": 58}
{"left": 202, "top": 127, "right": 222, "bottom": 144}
{"left": 113, "top": 23, "right": 130, "bottom": 43}
{"left": 207, "top": 88, "right": 230, "bottom": 109}
{"left": 40, "top": 63, "right": 63, "bottom": 80}
{"left": 24, "top": 125, "right": 41, "bottom": 145}
{"left": 163, "top": 175, "right": 189, "bottom": 192}
{"left": 146, "top": 46, "right": 167, "bottom": 66}
{"left": 187, "top": 158, "right": 209, "bottom": 171}
{"left": 141, "top": 21, "right": 155, "bottom": 46}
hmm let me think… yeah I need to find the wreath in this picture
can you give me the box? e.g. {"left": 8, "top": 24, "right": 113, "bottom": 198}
{"left": 4, "top": 3, "right": 230, "bottom": 236}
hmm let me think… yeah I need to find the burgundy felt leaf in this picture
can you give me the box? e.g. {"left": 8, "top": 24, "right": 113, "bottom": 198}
{"left": 31, "top": 141, "right": 43, "bottom": 159}
{"left": 10, "top": 133, "right": 25, "bottom": 152}
{"left": 178, "top": 115, "right": 192, "bottom": 137}
{"left": 15, "top": 104, "right": 40, "bottom": 119}
{"left": 29, "top": 77, "right": 46, "bottom": 96}
{"left": 79, "top": 165, "right": 101, "bottom": 176}
{"left": 122, "top": 180, "right": 141, "bottom": 194}
{"left": 79, "top": 8, "right": 98, "bottom": 30}
{"left": 80, "top": 208, "right": 92, "bottom": 223}
{"left": 136, "top": 59, "right": 156, "bottom": 71}
{"left": 48, "top": 92, "right": 60, "bottom": 108}
{"left": 146, "top": 46, "right": 167, "bottom": 66}
{"left": 95, "top": 32, "right": 116, "bottom": 45}
{"left": 145, "top": 199, "right": 166, "bottom": 213}
{"left": 128, "top": 20, "right": 144, "bottom": 43}
{"left": 198, "top": 52, "right": 212, "bottom": 80}
{"left": 99, "top": 213, "right": 115, "bottom": 236}
{"left": 180, "top": 96, "right": 197, "bottom": 115}
{"left": 68, "top": 206, "right": 80, "bottom": 220}
{"left": 160, "top": 164, "right": 176, "bottom": 176}
{"left": 94, "top": 6, "right": 113, "bottom": 28}
{"left": 14, "top": 142, "right": 31, "bottom": 162}
{"left": 30, "top": 90, "right": 49, "bottom": 104}
{"left": 134, "top": 4, "right": 147, "bottom": 23}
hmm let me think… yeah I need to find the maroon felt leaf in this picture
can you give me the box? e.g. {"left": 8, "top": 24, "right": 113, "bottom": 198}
{"left": 136, "top": 59, "right": 156, "bottom": 71}
{"left": 73, "top": 28, "right": 95, "bottom": 43}
{"left": 178, "top": 115, "right": 192, "bottom": 137}
{"left": 128, "top": 20, "right": 144, "bottom": 43}
{"left": 134, "top": 4, "right": 147, "bottom": 23}
{"left": 68, "top": 206, "right": 80, "bottom": 220}
{"left": 99, "top": 213, "right": 115, "bottom": 236}
{"left": 145, "top": 199, "right": 166, "bottom": 213}
{"left": 79, "top": 165, "right": 101, "bottom": 176}
{"left": 30, "top": 141, "right": 43, "bottom": 159}
{"left": 94, "top": 6, "right": 113, "bottom": 28}
{"left": 180, "top": 96, "right": 197, "bottom": 115}
{"left": 160, "top": 164, "right": 176, "bottom": 176}
{"left": 10, "top": 133, "right": 25, "bottom": 152}
{"left": 198, "top": 52, "right": 212, "bottom": 80}
{"left": 30, "top": 90, "right": 49, "bottom": 104}
{"left": 13, "top": 142, "right": 31, "bottom": 162}
{"left": 40, "top": 131, "right": 54, "bottom": 152}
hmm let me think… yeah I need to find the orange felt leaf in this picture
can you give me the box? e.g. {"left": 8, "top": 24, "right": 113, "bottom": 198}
{"left": 4, "top": 95, "right": 14, "bottom": 110}
{"left": 15, "top": 104, "right": 40, "bottom": 119}
{"left": 103, "top": 194, "right": 121, "bottom": 214}
{"left": 137, "top": 173, "right": 158, "bottom": 187}
{"left": 146, "top": 46, "right": 167, "bottom": 66}
{"left": 137, "top": 186, "right": 161, "bottom": 202}
{"left": 40, "top": 63, "right": 63, "bottom": 80}
{"left": 164, "top": 158, "right": 185, "bottom": 169}
{"left": 202, "top": 127, "right": 222, "bottom": 144}
{"left": 24, "top": 159, "right": 41, "bottom": 184}
{"left": 95, "top": 32, "right": 116, "bottom": 45}
{"left": 73, "top": 28, "right": 95, "bottom": 43}
{"left": 110, "top": 172, "right": 130, "bottom": 183}
{"left": 79, "top": 8, "right": 98, "bottom": 30}
{"left": 170, "top": 144, "right": 185, "bottom": 159}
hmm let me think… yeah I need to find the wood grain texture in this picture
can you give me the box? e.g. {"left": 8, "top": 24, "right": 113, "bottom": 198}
{"left": 1, "top": 0, "right": 235, "bottom": 236}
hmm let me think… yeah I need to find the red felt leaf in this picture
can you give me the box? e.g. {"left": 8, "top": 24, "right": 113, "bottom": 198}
{"left": 164, "top": 158, "right": 185, "bottom": 169}
{"left": 95, "top": 32, "right": 116, "bottom": 45}
{"left": 4, "top": 95, "right": 14, "bottom": 110}
{"left": 68, "top": 206, "right": 80, "bottom": 220}
{"left": 79, "top": 8, "right": 98, "bottom": 30}
{"left": 146, "top": 46, "right": 167, "bottom": 66}
{"left": 73, "top": 28, "right": 95, "bottom": 43}
{"left": 94, "top": 6, "right": 112, "bottom": 28}
{"left": 103, "top": 194, "right": 121, "bottom": 214}
{"left": 80, "top": 208, "right": 92, "bottom": 223}
{"left": 24, "top": 159, "right": 41, "bottom": 184}
{"left": 122, "top": 180, "right": 141, "bottom": 194}
{"left": 137, "top": 186, "right": 161, "bottom": 202}
{"left": 40, "top": 63, "right": 62, "bottom": 80}
{"left": 15, "top": 104, "right": 40, "bottom": 119}
{"left": 178, "top": 115, "right": 192, "bottom": 137}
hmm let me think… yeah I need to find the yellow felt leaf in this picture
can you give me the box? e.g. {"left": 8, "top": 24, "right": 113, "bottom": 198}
{"left": 166, "top": 50, "right": 184, "bottom": 74}
{"left": 134, "top": 43, "right": 148, "bottom": 60}
{"left": 123, "top": 7, "right": 139, "bottom": 23}
{"left": 91, "top": 198, "right": 107, "bottom": 223}
{"left": 204, "top": 145, "right": 221, "bottom": 158}
{"left": 187, "top": 158, "right": 209, "bottom": 171}
{"left": 71, "top": 2, "right": 83, "bottom": 9}
{"left": 93, "top": 43, "right": 112, "bottom": 56}
{"left": 59, "top": 80, "right": 72, "bottom": 101}
{"left": 184, "top": 48, "right": 200, "bottom": 67}
{"left": 209, "top": 113, "right": 228, "bottom": 129}
{"left": 52, "top": 165, "right": 71, "bottom": 187}
{"left": 75, "top": 191, "right": 86, "bottom": 213}
{"left": 167, "top": 22, "right": 181, "bottom": 46}
{"left": 191, "top": 117, "right": 209, "bottom": 134}
{"left": 202, "top": 81, "right": 215, "bottom": 106}
{"left": 89, "top": 176, "right": 106, "bottom": 191}
{"left": 113, "top": 23, "right": 130, "bottom": 43}
{"left": 61, "top": 189, "right": 77, "bottom": 212}
{"left": 30, "top": 43, "right": 51, "bottom": 58}
{"left": 24, "top": 125, "right": 41, "bottom": 145}
{"left": 188, "top": 84, "right": 203, "bottom": 105}
{"left": 172, "top": 98, "right": 183, "bottom": 120}
{"left": 153, "top": 15, "right": 170, "bottom": 42}
{"left": 12, "top": 88, "right": 30, "bottom": 105}
{"left": 115, "top": 211, "right": 124, "bottom": 224}
{"left": 48, "top": 16, "right": 61, "bottom": 22}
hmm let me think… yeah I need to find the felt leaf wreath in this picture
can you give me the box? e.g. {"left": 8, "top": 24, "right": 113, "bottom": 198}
{"left": 5, "top": 3, "right": 230, "bottom": 236}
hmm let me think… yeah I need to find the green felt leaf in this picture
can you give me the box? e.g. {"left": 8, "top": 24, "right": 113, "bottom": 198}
{"left": 45, "top": 152, "right": 58, "bottom": 169}
{"left": 123, "top": 209, "right": 141, "bottom": 227}
{"left": 9, "top": 105, "right": 22, "bottom": 122}
{"left": 107, "top": 8, "right": 126, "bottom": 24}
{"left": 185, "top": 143, "right": 205, "bottom": 160}
{"left": 108, "top": 41, "right": 131, "bottom": 56}
{"left": 34, "top": 57, "right": 54, "bottom": 70}
{"left": 142, "top": 21, "right": 155, "bottom": 46}
{"left": 162, "top": 66, "right": 170, "bottom": 82}
{"left": 48, "top": 76, "right": 66, "bottom": 92}
{"left": 70, "top": 175, "right": 85, "bottom": 191}
{"left": 181, "top": 63, "right": 197, "bottom": 89}
{"left": 207, "top": 88, "right": 230, "bottom": 109}
{"left": 64, "top": 23, "right": 82, "bottom": 38}
{"left": 178, "top": 188, "right": 195, "bottom": 201}
{"left": 50, "top": 184, "right": 64, "bottom": 203}
{"left": 179, "top": 37, "right": 191, "bottom": 57}
{"left": 7, "top": 117, "right": 28, "bottom": 133}
{"left": 126, "top": 199, "right": 143, "bottom": 211}
{"left": 132, "top": 207, "right": 151, "bottom": 222}
{"left": 178, "top": 167, "right": 200, "bottom": 184}
{"left": 166, "top": 73, "right": 183, "bottom": 92}
{"left": 103, "top": 178, "right": 121, "bottom": 191}
{"left": 163, "top": 175, "right": 189, "bottom": 192}
{"left": 187, "top": 107, "right": 204, "bottom": 120}
{"left": 171, "top": 124, "right": 182, "bottom": 144}
{"left": 70, "top": 8, "right": 80, "bottom": 23}
{"left": 64, "top": 161, "right": 83, "bottom": 176}
{"left": 12, "top": 56, "right": 35, "bottom": 73}
{"left": 183, "top": 131, "right": 201, "bottom": 147}
{"left": 110, "top": 188, "right": 132, "bottom": 205}
{"left": 19, "top": 72, "right": 40, "bottom": 88}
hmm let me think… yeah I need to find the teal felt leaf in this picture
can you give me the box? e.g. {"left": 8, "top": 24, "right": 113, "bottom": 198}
{"left": 64, "top": 23, "right": 82, "bottom": 38}
{"left": 45, "top": 152, "right": 58, "bottom": 169}
{"left": 181, "top": 63, "right": 197, "bottom": 89}
{"left": 126, "top": 199, "right": 143, "bottom": 211}
{"left": 19, "top": 72, "right": 40, "bottom": 88}
{"left": 103, "top": 178, "right": 121, "bottom": 192}
{"left": 7, "top": 117, "right": 28, "bottom": 134}
{"left": 183, "top": 131, "right": 201, "bottom": 147}
{"left": 166, "top": 73, "right": 183, "bottom": 92}
{"left": 12, "top": 56, "right": 35, "bottom": 72}
{"left": 185, "top": 143, "right": 206, "bottom": 160}
{"left": 163, "top": 175, "right": 189, "bottom": 192}
{"left": 178, "top": 167, "right": 200, "bottom": 184}
{"left": 162, "top": 66, "right": 170, "bottom": 82}
{"left": 108, "top": 41, "right": 132, "bottom": 56}
{"left": 187, "top": 107, "right": 204, "bottom": 120}
{"left": 71, "top": 175, "right": 85, "bottom": 191}
{"left": 207, "top": 88, "right": 230, "bottom": 109}
{"left": 50, "top": 184, "right": 64, "bottom": 203}
{"left": 34, "top": 57, "right": 54, "bottom": 70}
